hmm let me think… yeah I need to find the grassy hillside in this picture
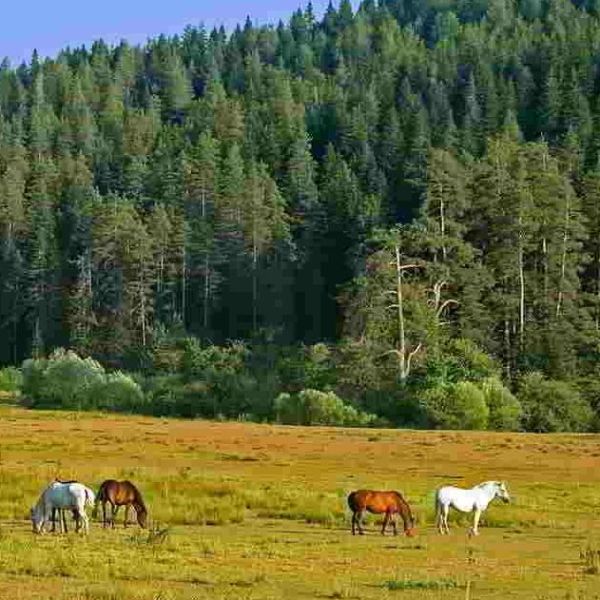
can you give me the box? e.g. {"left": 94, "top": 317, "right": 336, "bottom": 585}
{"left": 1, "top": 404, "right": 600, "bottom": 598}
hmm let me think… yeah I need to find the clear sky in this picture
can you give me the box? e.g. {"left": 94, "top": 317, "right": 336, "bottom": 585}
{"left": 1, "top": 1, "right": 345, "bottom": 66}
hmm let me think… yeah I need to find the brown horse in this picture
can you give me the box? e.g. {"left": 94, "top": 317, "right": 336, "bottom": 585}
{"left": 93, "top": 480, "right": 148, "bottom": 528}
{"left": 347, "top": 490, "right": 416, "bottom": 536}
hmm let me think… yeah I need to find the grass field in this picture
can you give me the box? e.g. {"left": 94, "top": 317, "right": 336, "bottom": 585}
{"left": 1, "top": 403, "right": 600, "bottom": 599}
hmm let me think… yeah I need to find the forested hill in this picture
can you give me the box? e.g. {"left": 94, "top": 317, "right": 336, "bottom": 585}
{"left": 2, "top": 0, "right": 600, "bottom": 423}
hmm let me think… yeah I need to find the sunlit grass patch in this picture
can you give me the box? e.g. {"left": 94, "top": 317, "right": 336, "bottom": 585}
{"left": 2, "top": 407, "right": 600, "bottom": 599}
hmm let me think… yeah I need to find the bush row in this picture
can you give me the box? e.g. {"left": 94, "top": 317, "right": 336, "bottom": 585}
{"left": 5, "top": 341, "right": 598, "bottom": 432}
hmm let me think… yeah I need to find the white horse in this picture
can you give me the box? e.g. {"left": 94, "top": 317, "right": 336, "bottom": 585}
{"left": 435, "top": 481, "right": 510, "bottom": 536}
{"left": 30, "top": 481, "right": 95, "bottom": 534}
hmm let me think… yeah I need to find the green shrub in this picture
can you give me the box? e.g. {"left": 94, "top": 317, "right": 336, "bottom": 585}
{"left": 21, "top": 349, "right": 144, "bottom": 414}
{"left": 481, "top": 377, "right": 522, "bottom": 431}
{"left": 0, "top": 367, "right": 22, "bottom": 394}
{"left": 90, "top": 372, "right": 146, "bottom": 412}
{"left": 22, "top": 349, "right": 106, "bottom": 409}
{"left": 277, "top": 343, "right": 336, "bottom": 392}
{"left": 275, "top": 389, "right": 376, "bottom": 427}
{"left": 419, "top": 381, "right": 489, "bottom": 430}
{"left": 518, "top": 372, "right": 593, "bottom": 433}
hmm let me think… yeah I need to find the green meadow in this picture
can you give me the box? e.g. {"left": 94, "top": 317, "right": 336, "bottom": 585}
{"left": 1, "top": 404, "right": 600, "bottom": 599}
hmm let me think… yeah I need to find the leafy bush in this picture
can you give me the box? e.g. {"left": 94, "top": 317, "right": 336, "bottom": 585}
{"left": 90, "top": 372, "right": 147, "bottom": 412}
{"left": 277, "top": 343, "right": 336, "bottom": 393}
{"left": 418, "top": 338, "right": 500, "bottom": 388}
{"left": 180, "top": 339, "right": 262, "bottom": 418}
{"left": 518, "top": 372, "right": 593, "bottom": 433}
{"left": 419, "top": 381, "right": 489, "bottom": 430}
{"left": 0, "top": 367, "right": 22, "bottom": 394}
{"left": 22, "top": 349, "right": 106, "bottom": 409}
{"left": 21, "top": 349, "right": 144, "bottom": 413}
{"left": 275, "top": 389, "right": 376, "bottom": 427}
{"left": 481, "top": 377, "right": 522, "bottom": 431}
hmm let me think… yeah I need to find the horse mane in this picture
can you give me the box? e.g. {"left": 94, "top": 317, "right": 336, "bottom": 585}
{"left": 392, "top": 491, "right": 415, "bottom": 526}
{"left": 125, "top": 481, "right": 147, "bottom": 514}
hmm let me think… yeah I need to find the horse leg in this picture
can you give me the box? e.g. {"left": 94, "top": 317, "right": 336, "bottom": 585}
{"left": 381, "top": 512, "right": 390, "bottom": 536}
{"left": 357, "top": 510, "right": 366, "bottom": 535}
{"left": 391, "top": 513, "right": 398, "bottom": 536}
{"left": 111, "top": 505, "right": 119, "bottom": 528}
{"left": 101, "top": 502, "right": 107, "bottom": 528}
{"left": 351, "top": 512, "right": 357, "bottom": 535}
{"left": 435, "top": 502, "right": 443, "bottom": 534}
{"left": 442, "top": 504, "right": 450, "bottom": 534}
{"left": 124, "top": 505, "right": 129, "bottom": 528}
{"left": 80, "top": 509, "right": 89, "bottom": 535}
{"left": 62, "top": 510, "right": 69, "bottom": 534}
{"left": 470, "top": 509, "right": 482, "bottom": 536}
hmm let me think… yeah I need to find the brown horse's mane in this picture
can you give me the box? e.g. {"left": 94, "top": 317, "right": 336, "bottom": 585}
{"left": 394, "top": 491, "right": 415, "bottom": 527}
{"left": 126, "top": 481, "right": 147, "bottom": 515}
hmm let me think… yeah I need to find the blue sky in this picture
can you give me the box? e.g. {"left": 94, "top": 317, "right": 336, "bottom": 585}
{"left": 1, "top": 1, "right": 346, "bottom": 65}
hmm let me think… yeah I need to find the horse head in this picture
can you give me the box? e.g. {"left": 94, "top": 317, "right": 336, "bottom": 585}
{"left": 403, "top": 506, "right": 417, "bottom": 537}
{"left": 30, "top": 506, "right": 43, "bottom": 534}
{"left": 137, "top": 507, "right": 148, "bottom": 528}
{"left": 494, "top": 481, "right": 510, "bottom": 503}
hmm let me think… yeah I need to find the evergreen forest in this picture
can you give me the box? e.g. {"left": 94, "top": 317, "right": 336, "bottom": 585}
{"left": 3, "top": 0, "right": 600, "bottom": 431}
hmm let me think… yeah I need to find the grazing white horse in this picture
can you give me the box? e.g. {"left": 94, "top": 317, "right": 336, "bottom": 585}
{"left": 30, "top": 481, "right": 95, "bottom": 534}
{"left": 435, "top": 481, "right": 510, "bottom": 536}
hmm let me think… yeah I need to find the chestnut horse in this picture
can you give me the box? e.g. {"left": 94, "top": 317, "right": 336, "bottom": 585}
{"left": 347, "top": 490, "right": 416, "bottom": 536}
{"left": 93, "top": 480, "right": 148, "bottom": 528}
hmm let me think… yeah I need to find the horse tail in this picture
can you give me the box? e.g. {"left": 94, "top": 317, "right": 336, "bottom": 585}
{"left": 92, "top": 481, "right": 106, "bottom": 518}
{"left": 434, "top": 488, "right": 444, "bottom": 525}
{"left": 347, "top": 491, "right": 358, "bottom": 513}
{"left": 85, "top": 486, "right": 95, "bottom": 506}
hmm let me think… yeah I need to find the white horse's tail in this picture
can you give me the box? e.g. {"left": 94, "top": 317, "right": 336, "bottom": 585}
{"left": 84, "top": 486, "right": 95, "bottom": 507}
{"left": 434, "top": 489, "right": 443, "bottom": 525}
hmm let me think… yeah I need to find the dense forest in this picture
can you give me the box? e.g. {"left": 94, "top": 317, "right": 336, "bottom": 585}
{"left": 3, "top": 0, "right": 600, "bottom": 430}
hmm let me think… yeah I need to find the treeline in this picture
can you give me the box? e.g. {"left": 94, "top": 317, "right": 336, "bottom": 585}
{"left": 2, "top": 0, "right": 600, "bottom": 429}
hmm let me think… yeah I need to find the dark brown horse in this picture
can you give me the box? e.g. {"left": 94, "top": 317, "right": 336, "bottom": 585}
{"left": 93, "top": 480, "right": 148, "bottom": 528}
{"left": 347, "top": 490, "right": 416, "bottom": 536}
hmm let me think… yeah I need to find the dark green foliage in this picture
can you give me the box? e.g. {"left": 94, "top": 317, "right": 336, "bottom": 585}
{"left": 418, "top": 381, "right": 489, "bottom": 430}
{"left": 274, "top": 388, "right": 376, "bottom": 426}
{"left": 21, "top": 348, "right": 145, "bottom": 412}
{"left": 3, "top": 1, "right": 600, "bottom": 431}
{"left": 518, "top": 372, "right": 594, "bottom": 432}
{"left": 0, "top": 366, "right": 22, "bottom": 393}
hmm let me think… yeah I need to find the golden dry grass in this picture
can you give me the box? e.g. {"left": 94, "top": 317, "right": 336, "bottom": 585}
{"left": 1, "top": 404, "right": 600, "bottom": 599}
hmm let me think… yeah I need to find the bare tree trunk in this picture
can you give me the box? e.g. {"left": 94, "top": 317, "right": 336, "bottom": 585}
{"left": 395, "top": 246, "right": 406, "bottom": 379}
{"left": 140, "top": 282, "right": 147, "bottom": 347}
{"left": 518, "top": 216, "right": 525, "bottom": 351}
{"left": 439, "top": 182, "right": 447, "bottom": 262}
{"left": 542, "top": 237, "right": 548, "bottom": 302}
{"left": 596, "top": 253, "right": 600, "bottom": 330}
{"left": 252, "top": 227, "right": 258, "bottom": 334}
{"left": 503, "top": 317, "right": 511, "bottom": 380}
{"left": 200, "top": 184, "right": 211, "bottom": 330}
{"left": 181, "top": 244, "right": 186, "bottom": 326}
{"left": 394, "top": 247, "right": 421, "bottom": 382}
{"left": 556, "top": 189, "right": 570, "bottom": 318}
{"left": 203, "top": 253, "right": 210, "bottom": 329}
